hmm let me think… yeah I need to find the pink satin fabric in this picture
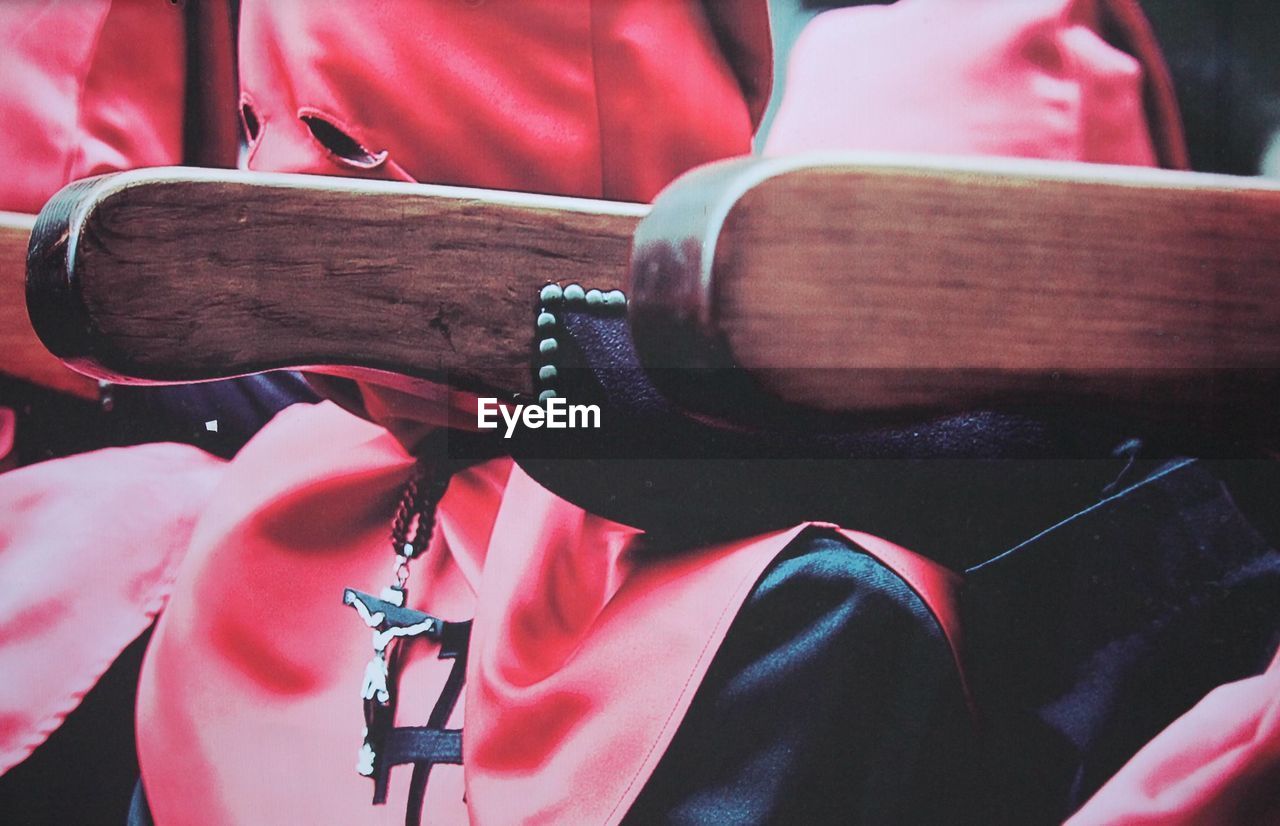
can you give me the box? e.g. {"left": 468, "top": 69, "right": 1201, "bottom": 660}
{"left": 0, "top": 0, "right": 186, "bottom": 214}
{"left": 136, "top": 402, "right": 961, "bottom": 825}
{"left": 0, "top": 443, "right": 224, "bottom": 774}
{"left": 236, "top": 0, "right": 764, "bottom": 201}
{"left": 765, "top": 0, "right": 1183, "bottom": 166}
{"left": 0, "top": 0, "right": 196, "bottom": 767}
{"left": 1068, "top": 647, "right": 1280, "bottom": 825}
{"left": 0, "top": 409, "right": 14, "bottom": 472}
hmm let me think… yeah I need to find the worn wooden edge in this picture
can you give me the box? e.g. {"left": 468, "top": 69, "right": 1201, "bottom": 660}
{"left": 26, "top": 166, "right": 647, "bottom": 396}
{"left": 629, "top": 156, "right": 764, "bottom": 337}
{"left": 26, "top": 178, "right": 106, "bottom": 370}
{"left": 0, "top": 213, "right": 36, "bottom": 236}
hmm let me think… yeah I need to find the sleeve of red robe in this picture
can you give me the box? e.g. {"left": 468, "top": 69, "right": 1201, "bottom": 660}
{"left": 0, "top": 443, "right": 226, "bottom": 774}
{"left": 1067, "top": 646, "right": 1280, "bottom": 825}
{"left": 764, "top": 0, "right": 1184, "bottom": 168}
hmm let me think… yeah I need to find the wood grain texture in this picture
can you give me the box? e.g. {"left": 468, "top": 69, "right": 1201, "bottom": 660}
{"left": 26, "top": 156, "right": 1280, "bottom": 436}
{"left": 0, "top": 212, "right": 96, "bottom": 398}
{"left": 27, "top": 168, "right": 646, "bottom": 397}
{"left": 631, "top": 154, "right": 1280, "bottom": 428}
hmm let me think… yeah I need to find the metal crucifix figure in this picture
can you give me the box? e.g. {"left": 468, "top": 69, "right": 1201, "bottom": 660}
{"left": 343, "top": 587, "right": 444, "bottom": 777}
{"left": 342, "top": 584, "right": 471, "bottom": 817}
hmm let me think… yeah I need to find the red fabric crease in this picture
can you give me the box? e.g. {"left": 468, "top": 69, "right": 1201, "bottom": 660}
{"left": 1069, "top": 647, "right": 1280, "bottom": 825}
{"left": 0, "top": 0, "right": 186, "bottom": 214}
{"left": 0, "top": 443, "right": 224, "bottom": 774}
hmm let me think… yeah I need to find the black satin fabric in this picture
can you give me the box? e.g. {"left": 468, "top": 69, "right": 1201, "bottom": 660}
{"left": 626, "top": 460, "right": 1280, "bottom": 825}
{"left": 112, "top": 373, "right": 317, "bottom": 458}
{"left": 964, "top": 458, "right": 1280, "bottom": 824}
{"left": 623, "top": 530, "right": 979, "bottom": 825}
{"left": 0, "top": 373, "right": 317, "bottom": 468}
{"left": 0, "top": 630, "right": 152, "bottom": 826}
{"left": 514, "top": 310, "right": 1157, "bottom": 568}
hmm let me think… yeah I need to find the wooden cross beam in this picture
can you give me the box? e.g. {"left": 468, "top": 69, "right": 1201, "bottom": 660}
{"left": 21, "top": 154, "right": 1280, "bottom": 433}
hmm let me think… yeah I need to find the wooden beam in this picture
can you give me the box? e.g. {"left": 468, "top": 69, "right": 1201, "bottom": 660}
{"left": 25, "top": 156, "right": 1280, "bottom": 437}
{"left": 0, "top": 211, "right": 96, "bottom": 398}
{"left": 26, "top": 168, "right": 647, "bottom": 398}
{"left": 631, "top": 154, "right": 1280, "bottom": 431}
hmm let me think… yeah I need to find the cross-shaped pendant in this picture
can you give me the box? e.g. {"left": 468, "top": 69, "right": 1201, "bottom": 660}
{"left": 343, "top": 587, "right": 444, "bottom": 778}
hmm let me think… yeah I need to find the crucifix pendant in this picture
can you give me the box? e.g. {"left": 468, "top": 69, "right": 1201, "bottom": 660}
{"left": 343, "top": 586, "right": 444, "bottom": 779}
{"left": 344, "top": 464, "right": 470, "bottom": 818}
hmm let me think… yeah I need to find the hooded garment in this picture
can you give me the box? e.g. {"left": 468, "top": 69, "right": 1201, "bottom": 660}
{"left": 8, "top": 1, "right": 1272, "bottom": 825}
